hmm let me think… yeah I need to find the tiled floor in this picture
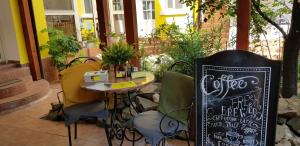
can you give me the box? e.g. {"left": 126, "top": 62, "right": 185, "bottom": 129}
{"left": 0, "top": 83, "right": 192, "bottom": 146}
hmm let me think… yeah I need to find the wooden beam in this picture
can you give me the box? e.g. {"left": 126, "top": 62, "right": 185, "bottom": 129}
{"left": 123, "top": 0, "right": 139, "bottom": 66}
{"left": 123, "top": 0, "right": 138, "bottom": 48}
{"left": 96, "top": 0, "right": 109, "bottom": 51}
{"left": 236, "top": 0, "right": 251, "bottom": 50}
{"left": 18, "top": 0, "right": 42, "bottom": 80}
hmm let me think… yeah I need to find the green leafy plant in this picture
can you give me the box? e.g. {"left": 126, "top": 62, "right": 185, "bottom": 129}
{"left": 102, "top": 41, "right": 134, "bottom": 67}
{"left": 165, "top": 30, "right": 206, "bottom": 75}
{"left": 82, "top": 32, "right": 100, "bottom": 47}
{"left": 157, "top": 23, "right": 223, "bottom": 76}
{"left": 40, "top": 28, "right": 80, "bottom": 71}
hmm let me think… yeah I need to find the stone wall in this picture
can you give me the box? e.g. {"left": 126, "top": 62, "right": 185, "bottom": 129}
{"left": 276, "top": 97, "right": 300, "bottom": 146}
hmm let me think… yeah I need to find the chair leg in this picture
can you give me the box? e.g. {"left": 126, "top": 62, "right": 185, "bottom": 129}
{"left": 185, "top": 131, "right": 190, "bottom": 146}
{"left": 120, "top": 128, "right": 126, "bottom": 146}
{"left": 67, "top": 125, "right": 72, "bottom": 146}
{"left": 103, "top": 120, "right": 112, "bottom": 146}
{"left": 74, "top": 122, "right": 77, "bottom": 139}
{"left": 133, "top": 130, "right": 136, "bottom": 146}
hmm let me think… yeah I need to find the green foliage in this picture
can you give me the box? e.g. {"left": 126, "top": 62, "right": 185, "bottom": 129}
{"left": 102, "top": 41, "right": 134, "bottom": 66}
{"left": 40, "top": 28, "right": 80, "bottom": 71}
{"left": 250, "top": 1, "right": 290, "bottom": 45}
{"left": 82, "top": 32, "right": 100, "bottom": 45}
{"left": 180, "top": 0, "right": 291, "bottom": 44}
{"left": 165, "top": 31, "right": 205, "bottom": 75}
{"left": 154, "top": 23, "right": 181, "bottom": 40}
{"left": 201, "top": 24, "right": 224, "bottom": 54}
{"left": 151, "top": 23, "right": 223, "bottom": 76}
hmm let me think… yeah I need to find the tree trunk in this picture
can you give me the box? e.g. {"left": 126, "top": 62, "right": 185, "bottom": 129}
{"left": 282, "top": 37, "right": 300, "bottom": 98}
{"left": 196, "top": 0, "right": 202, "bottom": 29}
{"left": 282, "top": 0, "right": 300, "bottom": 98}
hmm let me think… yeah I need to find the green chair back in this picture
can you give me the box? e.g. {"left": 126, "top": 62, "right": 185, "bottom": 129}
{"left": 157, "top": 71, "right": 194, "bottom": 125}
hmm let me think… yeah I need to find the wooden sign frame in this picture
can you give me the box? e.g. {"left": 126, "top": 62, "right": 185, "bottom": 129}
{"left": 195, "top": 50, "right": 281, "bottom": 146}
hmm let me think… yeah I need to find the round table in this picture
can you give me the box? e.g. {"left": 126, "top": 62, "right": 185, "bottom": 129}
{"left": 81, "top": 71, "right": 155, "bottom": 93}
{"left": 81, "top": 71, "right": 155, "bottom": 142}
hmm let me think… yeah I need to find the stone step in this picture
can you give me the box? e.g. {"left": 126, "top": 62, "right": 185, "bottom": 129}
{"left": 0, "top": 67, "right": 31, "bottom": 83}
{"left": 0, "top": 79, "right": 27, "bottom": 99}
{"left": 0, "top": 79, "right": 50, "bottom": 114}
{"left": 0, "top": 63, "right": 17, "bottom": 70}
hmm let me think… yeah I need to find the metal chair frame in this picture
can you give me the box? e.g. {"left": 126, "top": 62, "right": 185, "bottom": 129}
{"left": 57, "top": 57, "right": 112, "bottom": 146}
{"left": 122, "top": 61, "right": 194, "bottom": 146}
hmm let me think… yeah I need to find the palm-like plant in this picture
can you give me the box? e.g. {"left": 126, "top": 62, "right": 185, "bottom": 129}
{"left": 102, "top": 41, "right": 134, "bottom": 68}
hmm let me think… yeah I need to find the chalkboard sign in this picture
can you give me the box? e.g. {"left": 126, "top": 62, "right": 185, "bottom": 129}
{"left": 195, "top": 50, "right": 281, "bottom": 146}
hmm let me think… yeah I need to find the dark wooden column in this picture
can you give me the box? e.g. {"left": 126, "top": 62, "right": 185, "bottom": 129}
{"left": 236, "top": 0, "right": 251, "bottom": 50}
{"left": 96, "top": 0, "right": 109, "bottom": 50}
{"left": 18, "top": 0, "right": 42, "bottom": 80}
{"left": 123, "top": 0, "right": 139, "bottom": 66}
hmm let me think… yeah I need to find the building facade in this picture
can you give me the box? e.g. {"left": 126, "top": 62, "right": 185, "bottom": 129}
{"left": 107, "top": 0, "right": 194, "bottom": 37}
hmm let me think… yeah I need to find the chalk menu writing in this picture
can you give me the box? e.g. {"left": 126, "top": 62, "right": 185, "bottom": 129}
{"left": 201, "top": 65, "right": 271, "bottom": 146}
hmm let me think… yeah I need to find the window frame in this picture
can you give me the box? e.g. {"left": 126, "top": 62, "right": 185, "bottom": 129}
{"left": 143, "top": 0, "right": 155, "bottom": 20}
{"left": 160, "top": 0, "right": 188, "bottom": 16}
{"left": 112, "top": 0, "right": 123, "bottom": 11}
{"left": 83, "top": 0, "right": 93, "bottom": 17}
{"left": 43, "top": 0, "right": 82, "bottom": 41}
{"left": 43, "top": 0, "right": 74, "bottom": 11}
{"left": 166, "top": 0, "right": 183, "bottom": 9}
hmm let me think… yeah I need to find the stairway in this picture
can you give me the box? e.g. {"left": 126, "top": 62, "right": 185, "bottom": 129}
{"left": 0, "top": 63, "right": 50, "bottom": 114}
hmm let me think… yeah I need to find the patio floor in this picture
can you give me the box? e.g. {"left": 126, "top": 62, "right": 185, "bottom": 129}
{"left": 0, "top": 83, "right": 191, "bottom": 146}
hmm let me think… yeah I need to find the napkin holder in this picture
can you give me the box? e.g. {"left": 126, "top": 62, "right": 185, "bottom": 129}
{"left": 84, "top": 70, "right": 108, "bottom": 82}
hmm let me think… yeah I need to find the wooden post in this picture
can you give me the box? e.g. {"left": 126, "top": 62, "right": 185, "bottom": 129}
{"left": 18, "top": 0, "right": 42, "bottom": 80}
{"left": 96, "top": 0, "right": 110, "bottom": 50}
{"left": 123, "top": 0, "right": 139, "bottom": 66}
{"left": 236, "top": 0, "right": 251, "bottom": 50}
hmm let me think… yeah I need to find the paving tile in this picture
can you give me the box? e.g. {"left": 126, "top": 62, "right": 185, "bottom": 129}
{"left": 0, "top": 83, "right": 192, "bottom": 146}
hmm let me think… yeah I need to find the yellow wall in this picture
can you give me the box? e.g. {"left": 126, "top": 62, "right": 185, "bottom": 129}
{"left": 155, "top": 0, "right": 166, "bottom": 28}
{"left": 78, "top": 0, "right": 84, "bottom": 16}
{"left": 10, "top": 0, "right": 28, "bottom": 64}
{"left": 155, "top": 0, "right": 193, "bottom": 28}
{"left": 32, "top": 0, "right": 49, "bottom": 59}
{"left": 9, "top": 0, "right": 50, "bottom": 64}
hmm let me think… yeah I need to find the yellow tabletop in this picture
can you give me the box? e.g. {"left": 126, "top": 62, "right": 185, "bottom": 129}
{"left": 81, "top": 71, "right": 155, "bottom": 93}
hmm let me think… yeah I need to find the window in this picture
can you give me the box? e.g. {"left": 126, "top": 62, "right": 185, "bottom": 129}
{"left": 43, "top": 0, "right": 77, "bottom": 37}
{"left": 44, "top": 0, "right": 73, "bottom": 10}
{"left": 113, "top": 14, "right": 125, "bottom": 34}
{"left": 143, "top": 0, "right": 155, "bottom": 20}
{"left": 113, "top": 0, "right": 123, "bottom": 11}
{"left": 166, "top": 0, "right": 183, "bottom": 9}
{"left": 84, "top": 0, "right": 93, "bottom": 14}
{"left": 46, "top": 15, "right": 76, "bottom": 36}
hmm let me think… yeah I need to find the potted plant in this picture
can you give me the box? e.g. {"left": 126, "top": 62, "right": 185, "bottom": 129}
{"left": 40, "top": 28, "right": 81, "bottom": 71}
{"left": 102, "top": 40, "right": 134, "bottom": 77}
{"left": 82, "top": 32, "right": 100, "bottom": 49}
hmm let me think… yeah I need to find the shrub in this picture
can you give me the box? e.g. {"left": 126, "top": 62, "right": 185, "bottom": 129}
{"left": 40, "top": 28, "right": 80, "bottom": 71}
{"left": 161, "top": 23, "right": 224, "bottom": 76}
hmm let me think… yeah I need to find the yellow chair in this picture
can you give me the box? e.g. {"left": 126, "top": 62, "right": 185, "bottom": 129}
{"left": 58, "top": 58, "right": 111, "bottom": 146}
